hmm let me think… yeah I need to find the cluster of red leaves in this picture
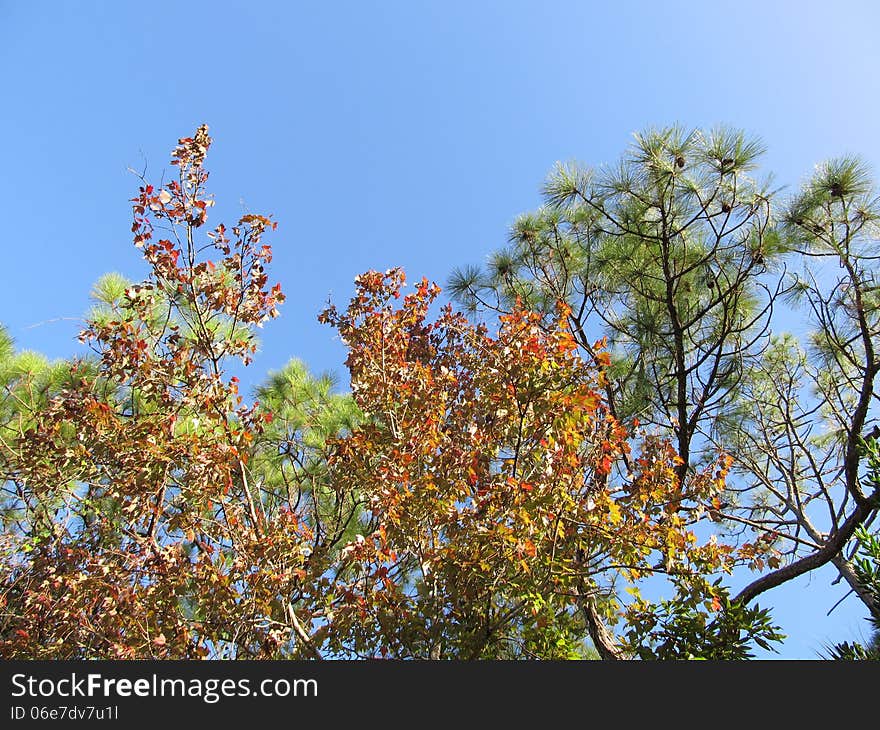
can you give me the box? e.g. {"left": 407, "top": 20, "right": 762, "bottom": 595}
{"left": 315, "top": 269, "right": 773, "bottom": 658}
{"left": 0, "top": 127, "right": 306, "bottom": 659}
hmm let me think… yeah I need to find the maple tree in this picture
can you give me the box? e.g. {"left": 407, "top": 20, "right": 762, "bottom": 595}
{"left": 0, "top": 126, "right": 304, "bottom": 658}
{"left": 315, "top": 269, "right": 779, "bottom": 658}
{"left": 0, "top": 127, "right": 781, "bottom": 659}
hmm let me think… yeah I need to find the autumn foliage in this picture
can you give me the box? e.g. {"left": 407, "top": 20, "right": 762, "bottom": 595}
{"left": 321, "top": 267, "right": 787, "bottom": 658}
{"left": 0, "top": 128, "right": 781, "bottom": 659}
{"left": 1, "top": 127, "right": 292, "bottom": 658}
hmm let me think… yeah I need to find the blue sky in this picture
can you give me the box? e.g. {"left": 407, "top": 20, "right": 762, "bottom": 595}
{"left": 2, "top": 0, "right": 879, "bottom": 658}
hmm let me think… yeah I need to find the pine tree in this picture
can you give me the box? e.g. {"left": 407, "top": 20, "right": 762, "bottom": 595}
{"left": 449, "top": 126, "right": 880, "bottom": 634}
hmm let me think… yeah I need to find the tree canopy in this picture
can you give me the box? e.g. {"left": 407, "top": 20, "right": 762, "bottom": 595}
{"left": 1, "top": 125, "right": 877, "bottom": 659}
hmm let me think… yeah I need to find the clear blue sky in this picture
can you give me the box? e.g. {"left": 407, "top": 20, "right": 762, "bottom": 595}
{"left": 2, "top": 0, "right": 879, "bottom": 658}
